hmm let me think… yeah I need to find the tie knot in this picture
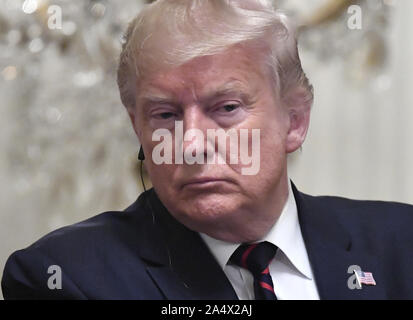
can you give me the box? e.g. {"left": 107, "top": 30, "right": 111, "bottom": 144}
{"left": 230, "top": 241, "right": 278, "bottom": 275}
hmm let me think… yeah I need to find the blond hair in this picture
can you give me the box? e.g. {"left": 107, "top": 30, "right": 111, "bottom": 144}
{"left": 117, "top": 0, "right": 313, "bottom": 110}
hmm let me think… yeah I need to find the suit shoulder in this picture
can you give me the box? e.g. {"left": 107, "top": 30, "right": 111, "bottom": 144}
{"left": 32, "top": 205, "right": 143, "bottom": 252}
{"left": 4, "top": 190, "right": 153, "bottom": 271}
{"left": 1, "top": 191, "right": 154, "bottom": 299}
{"left": 301, "top": 190, "right": 413, "bottom": 213}
{"left": 301, "top": 191, "right": 413, "bottom": 234}
{"left": 325, "top": 194, "right": 410, "bottom": 214}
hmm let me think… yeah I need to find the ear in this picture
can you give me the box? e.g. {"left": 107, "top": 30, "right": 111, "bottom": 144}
{"left": 284, "top": 87, "right": 312, "bottom": 153}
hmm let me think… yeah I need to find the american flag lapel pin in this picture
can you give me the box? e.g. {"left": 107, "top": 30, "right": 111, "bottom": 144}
{"left": 354, "top": 269, "right": 377, "bottom": 287}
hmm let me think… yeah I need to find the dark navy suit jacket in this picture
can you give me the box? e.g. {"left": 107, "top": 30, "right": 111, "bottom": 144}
{"left": 2, "top": 182, "right": 413, "bottom": 299}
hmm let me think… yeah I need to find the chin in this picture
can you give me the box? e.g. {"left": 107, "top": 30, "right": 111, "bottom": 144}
{"left": 171, "top": 192, "right": 244, "bottom": 228}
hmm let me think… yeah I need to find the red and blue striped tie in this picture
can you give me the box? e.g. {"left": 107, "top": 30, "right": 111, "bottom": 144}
{"left": 230, "top": 241, "right": 278, "bottom": 300}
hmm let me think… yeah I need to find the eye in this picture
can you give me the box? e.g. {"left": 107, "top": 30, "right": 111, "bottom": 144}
{"left": 148, "top": 108, "right": 180, "bottom": 129}
{"left": 216, "top": 103, "right": 240, "bottom": 114}
{"left": 211, "top": 101, "right": 247, "bottom": 127}
{"left": 150, "top": 109, "right": 178, "bottom": 120}
{"left": 222, "top": 104, "right": 239, "bottom": 112}
{"left": 157, "top": 112, "right": 176, "bottom": 119}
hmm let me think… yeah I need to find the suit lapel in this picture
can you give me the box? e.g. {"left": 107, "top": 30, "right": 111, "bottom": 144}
{"left": 292, "top": 182, "right": 387, "bottom": 299}
{"left": 134, "top": 183, "right": 387, "bottom": 300}
{"left": 136, "top": 189, "right": 238, "bottom": 300}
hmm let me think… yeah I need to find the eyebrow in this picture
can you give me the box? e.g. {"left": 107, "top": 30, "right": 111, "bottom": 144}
{"left": 206, "top": 86, "right": 256, "bottom": 106}
{"left": 140, "top": 96, "right": 175, "bottom": 105}
{"left": 202, "top": 79, "right": 259, "bottom": 108}
{"left": 139, "top": 80, "right": 256, "bottom": 108}
{"left": 138, "top": 95, "right": 179, "bottom": 113}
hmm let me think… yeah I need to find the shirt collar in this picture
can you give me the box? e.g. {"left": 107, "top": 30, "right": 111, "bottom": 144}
{"left": 200, "top": 179, "right": 313, "bottom": 280}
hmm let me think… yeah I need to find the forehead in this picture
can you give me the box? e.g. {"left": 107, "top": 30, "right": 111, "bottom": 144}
{"left": 136, "top": 45, "right": 269, "bottom": 100}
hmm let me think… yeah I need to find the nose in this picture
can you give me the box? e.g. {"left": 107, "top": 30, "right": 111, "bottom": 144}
{"left": 180, "top": 105, "right": 215, "bottom": 161}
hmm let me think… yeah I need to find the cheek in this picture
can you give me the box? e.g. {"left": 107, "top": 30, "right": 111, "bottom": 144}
{"left": 260, "top": 126, "right": 287, "bottom": 173}
{"left": 260, "top": 141, "right": 285, "bottom": 178}
{"left": 146, "top": 161, "right": 175, "bottom": 185}
{"left": 261, "top": 126, "right": 286, "bottom": 155}
{"left": 230, "top": 113, "right": 287, "bottom": 172}
{"left": 225, "top": 127, "right": 286, "bottom": 198}
{"left": 259, "top": 108, "right": 289, "bottom": 158}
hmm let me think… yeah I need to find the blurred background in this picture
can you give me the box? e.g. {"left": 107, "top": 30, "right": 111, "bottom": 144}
{"left": 0, "top": 0, "right": 412, "bottom": 299}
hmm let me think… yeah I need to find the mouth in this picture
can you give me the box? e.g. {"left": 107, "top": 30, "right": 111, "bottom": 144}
{"left": 181, "top": 177, "right": 233, "bottom": 190}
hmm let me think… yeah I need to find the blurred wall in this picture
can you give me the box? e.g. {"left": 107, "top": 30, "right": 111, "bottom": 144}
{"left": 289, "top": 0, "right": 413, "bottom": 203}
{"left": 0, "top": 0, "right": 412, "bottom": 299}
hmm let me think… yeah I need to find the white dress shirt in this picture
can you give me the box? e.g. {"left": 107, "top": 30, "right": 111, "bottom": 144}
{"left": 200, "top": 180, "right": 320, "bottom": 300}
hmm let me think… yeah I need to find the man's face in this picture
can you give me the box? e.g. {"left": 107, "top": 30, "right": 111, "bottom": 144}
{"left": 131, "top": 45, "right": 300, "bottom": 242}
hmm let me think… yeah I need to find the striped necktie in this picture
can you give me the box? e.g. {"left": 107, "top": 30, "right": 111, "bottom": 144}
{"left": 230, "top": 241, "right": 278, "bottom": 300}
